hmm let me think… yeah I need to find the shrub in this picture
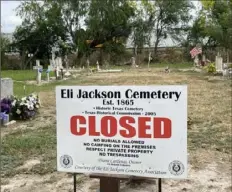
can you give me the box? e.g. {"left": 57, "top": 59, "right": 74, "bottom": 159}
{"left": 204, "top": 62, "right": 216, "bottom": 73}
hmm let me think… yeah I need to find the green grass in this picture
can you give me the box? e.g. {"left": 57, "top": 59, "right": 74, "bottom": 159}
{"left": 148, "top": 62, "right": 193, "bottom": 68}
{"left": 188, "top": 125, "right": 231, "bottom": 154}
{"left": 111, "top": 62, "right": 193, "bottom": 69}
{"left": 2, "top": 63, "right": 192, "bottom": 81}
{"left": 1, "top": 70, "right": 55, "bottom": 81}
{"left": 13, "top": 81, "right": 68, "bottom": 97}
{"left": 1, "top": 126, "right": 56, "bottom": 177}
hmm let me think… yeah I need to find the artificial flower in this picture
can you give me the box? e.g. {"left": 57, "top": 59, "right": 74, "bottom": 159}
{"left": 16, "top": 109, "right": 21, "bottom": 114}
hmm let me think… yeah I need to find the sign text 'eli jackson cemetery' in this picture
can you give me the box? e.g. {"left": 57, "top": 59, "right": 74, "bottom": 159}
{"left": 56, "top": 86, "right": 188, "bottom": 179}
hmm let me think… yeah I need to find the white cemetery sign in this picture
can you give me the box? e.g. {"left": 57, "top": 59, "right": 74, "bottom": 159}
{"left": 56, "top": 85, "right": 188, "bottom": 179}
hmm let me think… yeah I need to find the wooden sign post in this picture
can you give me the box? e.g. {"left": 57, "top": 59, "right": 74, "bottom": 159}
{"left": 56, "top": 86, "right": 188, "bottom": 192}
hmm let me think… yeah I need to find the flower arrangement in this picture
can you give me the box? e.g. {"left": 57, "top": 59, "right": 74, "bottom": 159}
{"left": 0, "top": 93, "right": 40, "bottom": 120}
{"left": 1, "top": 97, "right": 12, "bottom": 114}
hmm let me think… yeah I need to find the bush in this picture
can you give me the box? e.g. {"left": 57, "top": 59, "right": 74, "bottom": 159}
{"left": 204, "top": 63, "right": 216, "bottom": 73}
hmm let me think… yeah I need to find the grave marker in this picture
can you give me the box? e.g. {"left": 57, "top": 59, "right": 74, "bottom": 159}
{"left": 148, "top": 52, "right": 152, "bottom": 69}
{"left": 46, "top": 69, "right": 50, "bottom": 82}
{"left": 1, "top": 78, "right": 13, "bottom": 98}
{"left": 33, "top": 60, "right": 43, "bottom": 84}
{"left": 56, "top": 85, "right": 188, "bottom": 192}
{"left": 96, "top": 61, "right": 100, "bottom": 71}
{"left": 215, "top": 56, "right": 223, "bottom": 72}
{"left": 131, "top": 57, "right": 136, "bottom": 68}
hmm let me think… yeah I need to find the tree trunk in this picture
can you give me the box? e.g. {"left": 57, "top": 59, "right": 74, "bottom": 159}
{"left": 227, "top": 49, "right": 229, "bottom": 63}
{"left": 21, "top": 48, "right": 26, "bottom": 70}
{"left": 99, "top": 48, "right": 103, "bottom": 66}
{"left": 154, "top": 38, "right": 160, "bottom": 60}
{"left": 25, "top": 49, "right": 39, "bottom": 69}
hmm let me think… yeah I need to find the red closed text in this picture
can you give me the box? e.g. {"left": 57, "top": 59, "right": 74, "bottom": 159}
{"left": 70, "top": 115, "right": 172, "bottom": 139}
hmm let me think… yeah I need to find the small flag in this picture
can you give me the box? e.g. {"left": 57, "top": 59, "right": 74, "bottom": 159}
{"left": 190, "top": 47, "right": 202, "bottom": 58}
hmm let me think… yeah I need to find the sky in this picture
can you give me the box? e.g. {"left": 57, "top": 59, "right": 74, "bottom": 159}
{"left": 1, "top": 1, "right": 22, "bottom": 33}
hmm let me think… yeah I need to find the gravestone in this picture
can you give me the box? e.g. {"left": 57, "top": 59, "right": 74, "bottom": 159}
{"left": 46, "top": 67, "right": 51, "bottom": 82}
{"left": 131, "top": 57, "right": 136, "bottom": 68}
{"left": 55, "top": 66, "right": 60, "bottom": 80}
{"left": 1, "top": 78, "right": 13, "bottom": 98}
{"left": 33, "top": 60, "right": 43, "bottom": 84}
{"left": 87, "top": 59, "right": 91, "bottom": 73}
{"left": 48, "top": 65, "right": 54, "bottom": 71}
{"left": 215, "top": 56, "right": 223, "bottom": 72}
{"left": 96, "top": 61, "right": 100, "bottom": 71}
{"left": 148, "top": 52, "right": 152, "bottom": 69}
{"left": 194, "top": 55, "right": 199, "bottom": 66}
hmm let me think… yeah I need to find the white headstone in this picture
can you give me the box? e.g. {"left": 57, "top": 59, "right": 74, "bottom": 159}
{"left": 52, "top": 51, "right": 55, "bottom": 61}
{"left": 131, "top": 57, "right": 136, "bottom": 68}
{"left": 56, "top": 66, "right": 60, "bottom": 77}
{"left": 87, "top": 59, "right": 90, "bottom": 68}
{"left": 37, "top": 69, "right": 42, "bottom": 84}
{"left": 33, "top": 60, "right": 43, "bottom": 70}
{"left": 148, "top": 52, "right": 152, "bottom": 69}
{"left": 32, "top": 61, "right": 43, "bottom": 84}
{"left": 48, "top": 65, "right": 54, "bottom": 71}
{"left": 215, "top": 56, "right": 223, "bottom": 72}
{"left": 222, "top": 69, "right": 228, "bottom": 77}
{"left": 202, "top": 54, "right": 206, "bottom": 62}
{"left": 36, "top": 60, "right": 40, "bottom": 66}
{"left": 58, "top": 57, "right": 62, "bottom": 68}
{"left": 96, "top": 61, "right": 100, "bottom": 71}
{"left": 194, "top": 56, "right": 199, "bottom": 66}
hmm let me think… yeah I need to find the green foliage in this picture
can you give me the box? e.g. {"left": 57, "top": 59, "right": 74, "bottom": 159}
{"left": 131, "top": 2, "right": 154, "bottom": 49}
{"left": 13, "top": 0, "right": 68, "bottom": 68}
{"left": 0, "top": 35, "right": 10, "bottom": 52}
{"left": 1, "top": 70, "right": 55, "bottom": 81}
{"left": 144, "top": 0, "right": 193, "bottom": 54}
{"left": 1, "top": 126, "right": 56, "bottom": 176}
{"left": 204, "top": 63, "right": 216, "bottom": 73}
{"left": 86, "top": 0, "right": 135, "bottom": 50}
{"left": 46, "top": 0, "right": 89, "bottom": 51}
{"left": 199, "top": 0, "right": 232, "bottom": 50}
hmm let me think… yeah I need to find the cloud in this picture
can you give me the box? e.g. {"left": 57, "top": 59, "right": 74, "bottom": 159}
{"left": 1, "top": 1, "right": 22, "bottom": 33}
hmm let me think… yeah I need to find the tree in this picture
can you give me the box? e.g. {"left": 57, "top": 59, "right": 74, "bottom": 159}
{"left": 85, "top": 0, "right": 135, "bottom": 65}
{"left": 13, "top": 1, "right": 67, "bottom": 69}
{"left": 0, "top": 35, "right": 10, "bottom": 52}
{"left": 200, "top": 0, "right": 232, "bottom": 52}
{"left": 130, "top": 1, "right": 154, "bottom": 54}
{"left": 1, "top": 34, "right": 11, "bottom": 69}
{"left": 140, "top": 0, "right": 193, "bottom": 57}
{"left": 45, "top": 0, "right": 89, "bottom": 52}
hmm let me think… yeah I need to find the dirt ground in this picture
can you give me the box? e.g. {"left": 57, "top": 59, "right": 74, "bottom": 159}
{"left": 1, "top": 69, "right": 231, "bottom": 192}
